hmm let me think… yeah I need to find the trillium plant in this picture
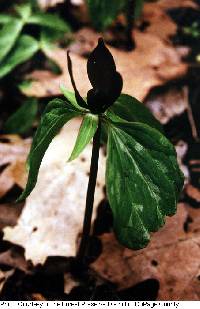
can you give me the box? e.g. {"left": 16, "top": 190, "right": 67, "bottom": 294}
{"left": 18, "top": 39, "right": 184, "bottom": 263}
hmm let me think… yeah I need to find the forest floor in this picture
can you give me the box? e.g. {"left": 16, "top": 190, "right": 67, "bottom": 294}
{"left": 0, "top": 0, "right": 200, "bottom": 301}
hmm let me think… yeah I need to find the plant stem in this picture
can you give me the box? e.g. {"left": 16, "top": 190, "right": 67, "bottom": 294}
{"left": 77, "top": 118, "right": 101, "bottom": 264}
{"left": 126, "top": 0, "right": 136, "bottom": 50}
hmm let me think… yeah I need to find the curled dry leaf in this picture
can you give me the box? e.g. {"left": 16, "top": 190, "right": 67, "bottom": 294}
{"left": 3, "top": 118, "right": 105, "bottom": 265}
{"left": 92, "top": 204, "right": 200, "bottom": 300}
{"left": 0, "top": 135, "right": 31, "bottom": 198}
{"left": 22, "top": 0, "right": 188, "bottom": 102}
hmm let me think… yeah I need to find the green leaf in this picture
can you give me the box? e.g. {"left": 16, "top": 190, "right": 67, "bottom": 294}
{"left": 106, "top": 120, "right": 184, "bottom": 249}
{"left": 0, "top": 14, "right": 14, "bottom": 24}
{"left": 29, "top": 13, "right": 70, "bottom": 32}
{"left": 40, "top": 28, "right": 65, "bottom": 51}
{"left": 108, "top": 94, "right": 163, "bottom": 133}
{"left": 4, "top": 98, "right": 38, "bottom": 135}
{"left": 134, "top": 0, "right": 145, "bottom": 19}
{"left": 0, "top": 18, "right": 23, "bottom": 62}
{"left": 68, "top": 113, "right": 98, "bottom": 162}
{"left": 18, "top": 98, "right": 82, "bottom": 201}
{"left": 87, "top": 0, "right": 126, "bottom": 30}
{"left": 15, "top": 3, "right": 32, "bottom": 20}
{"left": 0, "top": 35, "right": 39, "bottom": 78}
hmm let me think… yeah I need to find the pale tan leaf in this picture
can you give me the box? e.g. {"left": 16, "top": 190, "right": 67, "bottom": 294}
{"left": 0, "top": 136, "right": 31, "bottom": 198}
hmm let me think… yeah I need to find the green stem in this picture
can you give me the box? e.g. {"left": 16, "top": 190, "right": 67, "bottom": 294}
{"left": 77, "top": 118, "right": 101, "bottom": 264}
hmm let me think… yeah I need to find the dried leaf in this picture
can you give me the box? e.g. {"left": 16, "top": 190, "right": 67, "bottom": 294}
{"left": 92, "top": 204, "right": 200, "bottom": 300}
{"left": 142, "top": 0, "right": 198, "bottom": 42}
{"left": 158, "top": 0, "right": 198, "bottom": 10}
{"left": 0, "top": 135, "right": 31, "bottom": 198}
{"left": 3, "top": 118, "right": 105, "bottom": 265}
{"left": 0, "top": 248, "right": 30, "bottom": 273}
{"left": 0, "top": 203, "right": 23, "bottom": 230}
{"left": 146, "top": 87, "right": 188, "bottom": 124}
{"left": 185, "top": 184, "right": 200, "bottom": 203}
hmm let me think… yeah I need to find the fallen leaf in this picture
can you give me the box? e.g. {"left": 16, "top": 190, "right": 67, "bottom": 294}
{"left": 0, "top": 247, "right": 30, "bottom": 273}
{"left": 158, "top": 0, "right": 198, "bottom": 10}
{"left": 0, "top": 203, "right": 23, "bottom": 230}
{"left": 185, "top": 184, "right": 200, "bottom": 203}
{"left": 3, "top": 118, "right": 105, "bottom": 265}
{"left": 92, "top": 204, "right": 200, "bottom": 300}
{"left": 0, "top": 135, "right": 31, "bottom": 198}
{"left": 145, "top": 86, "right": 188, "bottom": 124}
{"left": 185, "top": 205, "right": 200, "bottom": 234}
{"left": 141, "top": 2, "right": 177, "bottom": 41}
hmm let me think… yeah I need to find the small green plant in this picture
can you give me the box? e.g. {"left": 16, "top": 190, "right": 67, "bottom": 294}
{"left": 4, "top": 98, "right": 38, "bottom": 135}
{"left": 86, "top": 0, "right": 144, "bottom": 31}
{"left": 183, "top": 22, "right": 200, "bottom": 39}
{"left": 18, "top": 39, "right": 184, "bottom": 263}
{"left": 0, "top": 2, "right": 70, "bottom": 78}
{"left": 86, "top": 0, "right": 145, "bottom": 49}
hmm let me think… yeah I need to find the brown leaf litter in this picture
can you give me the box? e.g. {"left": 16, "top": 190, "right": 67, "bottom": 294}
{"left": 0, "top": 135, "right": 31, "bottom": 199}
{"left": 92, "top": 204, "right": 200, "bottom": 300}
{"left": 145, "top": 86, "right": 188, "bottom": 124}
{"left": 22, "top": 0, "right": 189, "bottom": 102}
{"left": 3, "top": 118, "right": 105, "bottom": 265}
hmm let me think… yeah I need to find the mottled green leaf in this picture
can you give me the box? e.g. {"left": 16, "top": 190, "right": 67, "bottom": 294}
{"left": 29, "top": 13, "right": 70, "bottom": 32}
{"left": 4, "top": 98, "right": 38, "bottom": 134}
{"left": 0, "top": 35, "right": 39, "bottom": 78}
{"left": 18, "top": 99, "right": 82, "bottom": 201}
{"left": 106, "top": 120, "right": 184, "bottom": 249}
{"left": 87, "top": 0, "right": 126, "bottom": 30}
{"left": 108, "top": 94, "right": 163, "bottom": 133}
{"left": 0, "top": 18, "right": 23, "bottom": 62}
{"left": 68, "top": 113, "right": 98, "bottom": 162}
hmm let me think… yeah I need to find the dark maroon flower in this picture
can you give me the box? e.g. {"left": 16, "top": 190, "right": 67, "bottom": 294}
{"left": 67, "top": 38, "right": 123, "bottom": 114}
